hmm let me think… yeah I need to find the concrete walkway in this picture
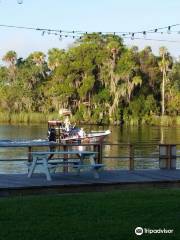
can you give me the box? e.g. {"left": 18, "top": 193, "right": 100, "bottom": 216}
{"left": 1, "top": 169, "right": 180, "bottom": 196}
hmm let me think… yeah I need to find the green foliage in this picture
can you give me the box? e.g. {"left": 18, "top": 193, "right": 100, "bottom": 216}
{"left": 0, "top": 33, "right": 179, "bottom": 125}
{"left": 78, "top": 75, "right": 95, "bottom": 98}
{"left": 166, "top": 90, "right": 180, "bottom": 115}
{"left": 2, "top": 50, "right": 17, "bottom": 65}
{"left": 48, "top": 48, "right": 65, "bottom": 70}
{"left": 93, "top": 89, "right": 110, "bottom": 103}
{"left": 74, "top": 104, "right": 90, "bottom": 122}
{"left": 0, "top": 112, "right": 59, "bottom": 123}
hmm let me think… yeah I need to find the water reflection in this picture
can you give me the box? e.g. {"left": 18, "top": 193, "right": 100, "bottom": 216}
{"left": 0, "top": 124, "right": 180, "bottom": 173}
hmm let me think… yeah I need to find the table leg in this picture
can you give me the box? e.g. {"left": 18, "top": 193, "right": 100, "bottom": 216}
{"left": 27, "top": 157, "right": 37, "bottom": 178}
{"left": 90, "top": 154, "right": 99, "bottom": 179}
{"left": 42, "top": 158, "right": 52, "bottom": 181}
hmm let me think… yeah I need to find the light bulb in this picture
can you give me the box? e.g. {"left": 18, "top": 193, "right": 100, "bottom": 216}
{"left": 17, "top": 0, "right": 23, "bottom": 4}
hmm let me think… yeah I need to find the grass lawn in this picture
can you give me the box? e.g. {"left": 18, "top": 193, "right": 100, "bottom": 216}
{"left": 0, "top": 188, "right": 180, "bottom": 240}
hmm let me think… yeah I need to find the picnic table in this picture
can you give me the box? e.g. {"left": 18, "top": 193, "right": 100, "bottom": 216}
{"left": 27, "top": 150, "right": 104, "bottom": 181}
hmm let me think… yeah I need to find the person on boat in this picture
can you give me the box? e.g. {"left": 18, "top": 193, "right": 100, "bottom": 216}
{"left": 78, "top": 128, "right": 85, "bottom": 138}
{"left": 48, "top": 128, "right": 56, "bottom": 142}
{"left": 48, "top": 128, "right": 56, "bottom": 160}
{"left": 64, "top": 116, "right": 70, "bottom": 132}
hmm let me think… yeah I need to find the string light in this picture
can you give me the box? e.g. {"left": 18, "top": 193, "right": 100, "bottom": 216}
{"left": 0, "top": 23, "right": 180, "bottom": 42}
{"left": 124, "top": 36, "right": 180, "bottom": 43}
{"left": 167, "top": 26, "right": 171, "bottom": 34}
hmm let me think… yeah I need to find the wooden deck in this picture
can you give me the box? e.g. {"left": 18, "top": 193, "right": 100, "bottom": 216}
{"left": 1, "top": 169, "right": 180, "bottom": 196}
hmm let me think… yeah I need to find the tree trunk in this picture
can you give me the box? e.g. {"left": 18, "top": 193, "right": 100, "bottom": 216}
{"left": 162, "top": 70, "right": 165, "bottom": 115}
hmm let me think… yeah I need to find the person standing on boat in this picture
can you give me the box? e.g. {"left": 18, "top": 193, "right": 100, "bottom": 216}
{"left": 48, "top": 128, "right": 56, "bottom": 160}
{"left": 78, "top": 128, "right": 85, "bottom": 138}
{"left": 48, "top": 128, "right": 56, "bottom": 142}
{"left": 64, "top": 116, "right": 70, "bottom": 132}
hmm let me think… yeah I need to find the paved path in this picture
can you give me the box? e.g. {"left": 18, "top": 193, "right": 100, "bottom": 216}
{"left": 1, "top": 169, "right": 180, "bottom": 195}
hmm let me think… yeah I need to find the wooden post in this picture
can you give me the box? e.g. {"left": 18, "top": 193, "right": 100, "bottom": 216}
{"left": 159, "top": 144, "right": 167, "bottom": 169}
{"left": 168, "top": 144, "right": 176, "bottom": 169}
{"left": 159, "top": 144, "right": 174, "bottom": 169}
{"left": 63, "top": 144, "right": 68, "bottom": 172}
{"left": 129, "top": 144, "right": 134, "bottom": 170}
{"left": 93, "top": 143, "right": 102, "bottom": 164}
{"left": 93, "top": 144, "right": 97, "bottom": 163}
{"left": 97, "top": 143, "right": 102, "bottom": 164}
{"left": 167, "top": 145, "right": 171, "bottom": 169}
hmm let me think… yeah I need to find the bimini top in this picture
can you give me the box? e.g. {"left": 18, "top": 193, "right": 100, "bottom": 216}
{"left": 48, "top": 120, "right": 63, "bottom": 126}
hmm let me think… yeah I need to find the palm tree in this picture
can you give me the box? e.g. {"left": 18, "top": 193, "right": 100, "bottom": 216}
{"left": 2, "top": 51, "right": 17, "bottom": 66}
{"left": 48, "top": 48, "right": 65, "bottom": 70}
{"left": 158, "top": 47, "right": 170, "bottom": 115}
{"left": 29, "top": 51, "right": 46, "bottom": 66}
{"left": 2, "top": 51, "right": 17, "bottom": 83}
{"left": 28, "top": 51, "right": 47, "bottom": 79}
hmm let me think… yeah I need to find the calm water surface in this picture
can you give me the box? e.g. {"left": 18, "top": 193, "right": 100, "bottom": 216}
{"left": 0, "top": 124, "right": 180, "bottom": 173}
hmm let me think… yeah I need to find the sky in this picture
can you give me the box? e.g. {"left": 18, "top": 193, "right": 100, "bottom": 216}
{"left": 1, "top": 0, "right": 180, "bottom": 63}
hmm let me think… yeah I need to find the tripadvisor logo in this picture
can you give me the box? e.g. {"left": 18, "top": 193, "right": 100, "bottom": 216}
{"left": 135, "top": 227, "right": 174, "bottom": 235}
{"left": 135, "top": 227, "right": 143, "bottom": 235}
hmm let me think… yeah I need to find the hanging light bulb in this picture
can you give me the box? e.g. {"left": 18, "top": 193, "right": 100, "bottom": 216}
{"left": 167, "top": 26, "right": 171, "bottom": 34}
{"left": 131, "top": 33, "right": 135, "bottom": 40}
{"left": 17, "top": 0, "right": 23, "bottom": 4}
{"left": 143, "top": 31, "right": 146, "bottom": 38}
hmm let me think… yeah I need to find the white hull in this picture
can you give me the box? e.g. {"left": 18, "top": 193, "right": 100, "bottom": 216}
{"left": 61, "top": 130, "right": 111, "bottom": 143}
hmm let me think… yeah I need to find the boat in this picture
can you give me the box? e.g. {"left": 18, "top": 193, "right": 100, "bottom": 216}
{"left": 47, "top": 120, "right": 111, "bottom": 143}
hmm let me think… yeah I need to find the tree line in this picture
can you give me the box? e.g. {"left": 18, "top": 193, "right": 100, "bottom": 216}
{"left": 0, "top": 34, "right": 179, "bottom": 125}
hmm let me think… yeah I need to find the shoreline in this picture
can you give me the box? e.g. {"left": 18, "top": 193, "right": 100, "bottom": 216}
{"left": 0, "top": 112, "right": 179, "bottom": 126}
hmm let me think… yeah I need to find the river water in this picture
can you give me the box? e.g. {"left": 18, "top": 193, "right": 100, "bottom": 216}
{"left": 0, "top": 124, "right": 180, "bottom": 173}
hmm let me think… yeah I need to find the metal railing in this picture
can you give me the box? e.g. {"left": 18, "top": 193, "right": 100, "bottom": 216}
{"left": 101, "top": 142, "right": 180, "bottom": 170}
{"left": 0, "top": 142, "right": 180, "bottom": 172}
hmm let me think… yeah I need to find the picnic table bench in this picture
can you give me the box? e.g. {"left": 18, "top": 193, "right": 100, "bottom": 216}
{"left": 27, "top": 150, "right": 104, "bottom": 181}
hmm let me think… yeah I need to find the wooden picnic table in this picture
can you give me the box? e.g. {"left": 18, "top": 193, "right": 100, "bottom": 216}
{"left": 27, "top": 150, "right": 104, "bottom": 181}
